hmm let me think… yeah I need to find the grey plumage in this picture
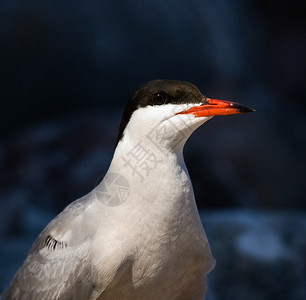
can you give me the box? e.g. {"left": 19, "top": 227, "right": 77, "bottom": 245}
{"left": 2, "top": 196, "right": 99, "bottom": 300}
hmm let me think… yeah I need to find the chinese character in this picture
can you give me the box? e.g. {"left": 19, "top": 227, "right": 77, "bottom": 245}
{"left": 122, "top": 142, "right": 162, "bottom": 182}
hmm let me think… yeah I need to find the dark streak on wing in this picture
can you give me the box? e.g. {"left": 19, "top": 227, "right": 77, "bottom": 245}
{"left": 44, "top": 235, "right": 68, "bottom": 250}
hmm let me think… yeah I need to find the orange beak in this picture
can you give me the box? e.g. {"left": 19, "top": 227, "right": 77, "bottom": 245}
{"left": 177, "top": 98, "right": 255, "bottom": 117}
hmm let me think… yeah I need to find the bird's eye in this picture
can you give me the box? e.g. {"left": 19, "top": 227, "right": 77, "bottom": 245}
{"left": 152, "top": 93, "right": 168, "bottom": 105}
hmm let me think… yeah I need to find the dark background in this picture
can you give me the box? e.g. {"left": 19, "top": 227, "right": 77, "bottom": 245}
{"left": 0, "top": 0, "right": 305, "bottom": 299}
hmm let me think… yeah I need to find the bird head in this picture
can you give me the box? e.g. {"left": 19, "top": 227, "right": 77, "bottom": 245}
{"left": 117, "top": 80, "right": 254, "bottom": 151}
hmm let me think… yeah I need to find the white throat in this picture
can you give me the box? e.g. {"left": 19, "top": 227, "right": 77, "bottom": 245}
{"left": 119, "top": 103, "right": 213, "bottom": 153}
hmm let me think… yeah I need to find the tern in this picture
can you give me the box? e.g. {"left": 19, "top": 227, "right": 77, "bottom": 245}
{"left": 2, "top": 80, "right": 254, "bottom": 300}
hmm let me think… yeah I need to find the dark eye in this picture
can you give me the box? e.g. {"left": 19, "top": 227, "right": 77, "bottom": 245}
{"left": 152, "top": 93, "right": 168, "bottom": 105}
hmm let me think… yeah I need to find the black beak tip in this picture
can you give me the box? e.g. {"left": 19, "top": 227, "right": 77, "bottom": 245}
{"left": 235, "top": 104, "right": 256, "bottom": 113}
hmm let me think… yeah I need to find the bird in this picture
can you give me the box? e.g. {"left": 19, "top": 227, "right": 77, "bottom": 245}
{"left": 2, "top": 80, "right": 254, "bottom": 300}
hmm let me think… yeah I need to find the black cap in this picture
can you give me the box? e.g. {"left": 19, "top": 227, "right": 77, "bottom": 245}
{"left": 117, "top": 80, "right": 206, "bottom": 143}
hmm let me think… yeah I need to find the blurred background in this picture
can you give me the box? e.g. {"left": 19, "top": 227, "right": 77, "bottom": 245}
{"left": 0, "top": 0, "right": 305, "bottom": 299}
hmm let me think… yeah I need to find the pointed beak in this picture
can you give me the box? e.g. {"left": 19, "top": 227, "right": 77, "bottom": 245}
{"left": 177, "top": 98, "right": 255, "bottom": 117}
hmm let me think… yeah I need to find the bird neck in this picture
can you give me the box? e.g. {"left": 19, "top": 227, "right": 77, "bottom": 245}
{"left": 104, "top": 136, "right": 194, "bottom": 209}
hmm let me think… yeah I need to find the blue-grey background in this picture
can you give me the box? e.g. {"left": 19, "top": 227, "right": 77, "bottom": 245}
{"left": 0, "top": 0, "right": 305, "bottom": 299}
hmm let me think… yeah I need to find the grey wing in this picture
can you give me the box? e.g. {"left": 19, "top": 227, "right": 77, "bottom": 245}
{"left": 3, "top": 245, "right": 94, "bottom": 300}
{"left": 2, "top": 195, "right": 100, "bottom": 300}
